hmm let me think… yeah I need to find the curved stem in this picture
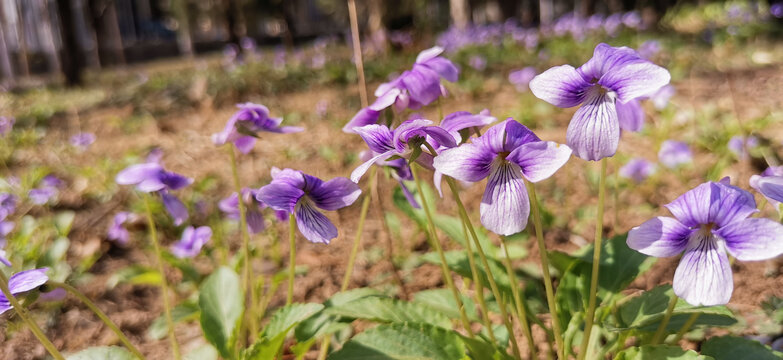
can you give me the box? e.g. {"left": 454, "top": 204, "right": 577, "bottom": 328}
{"left": 410, "top": 164, "right": 474, "bottom": 338}
{"left": 525, "top": 181, "right": 564, "bottom": 359}
{"left": 49, "top": 281, "right": 145, "bottom": 359}
{"left": 578, "top": 158, "right": 608, "bottom": 360}
{"left": 501, "top": 238, "right": 536, "bottom": 360}
{"left": 143, "top": 193, "right": 181, "bottom": 360}
{"left": 651, "top": 294, "right": 678, "bottom": 345}
{"left": 461, "top": 214, "right": 495, "bottom": 342}
{"left": 671, "top": 313, "right": 700, "bottom": 344}
{"left": 341, "top": 167, "right": 375, "bottom": 292}
{"left": 0, "top": 272, "right": 65, "bottom": 360}
{"left": 287, "top": 214, "right": 297, "bottom": 305}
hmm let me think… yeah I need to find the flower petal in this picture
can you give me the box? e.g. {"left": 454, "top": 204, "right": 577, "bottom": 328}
{"left": 432, "top": 143, "right": 495, "bottom": 183}
{"left": 599, "top": 60, "right": 671, "bottom": 103}
{"left": 627, "top": 217, "right": 691, "bottom": 257}
{"left": 295, "top": 199, "right": 338, "bottom": 244}
{"left": 529, "top": 64, "right": 591, "bottom": 108}
{"left": 350, "top": 150, "right": 395, "bottom": 183}
{"left": 354, "top": 124, "right": 396, "bottom": 154}
{"left": 161, "top": 192, "right": 189, "bottom": 226}
{"left": 664, "top": 182, "right": 757, "bottom": 228}
{"left": 401, "top": 68, "right": 442, "bottom": 106}
{"left": 507, "top": 141, "right": 572, "bottom": 183}
{"left": 565, "top": 91, "right": 620, "bottom": 161}
{"left": 716, "top": 218, "right": 783, "bottom": 261}
{"left": 756, "top": 176, "right": 783, "bottom": 203}
{"left": 616, "top": 99, "right": 645, "bottom": 132}
{"left": 309, "top": 177, "right": 362, "bottom": 211}
{"left": 440, "top": 110, "right": 496, "bottom": 134}
{"left": 419, "top": 57, "right": 459, "bottom": 82}
{"left": 415, "top": 46, "right": 445, "bottom": 63}
{"left": 8, "top": 268, "right": 49, "bottom": 294}
{"left": 480, "top": 161, "right": 530, "bottom": 236}
{"left": 246, "top": 210, "right": 266, "bottom": 234}
{"left": 116, "top": 163, "right": 165, "bottom": 191}
{"left": 256, "top": 182, "right": 305, "bottom": 213}
{"left": 673, "top": 234, "right": 733, "bottom": 306}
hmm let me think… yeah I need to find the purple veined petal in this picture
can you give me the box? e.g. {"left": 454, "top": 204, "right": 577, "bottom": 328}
{"left": 171, "top": 226, "right": 212, "bottom": 258}
{"left": 418, "top": 57, "right": 459, "bottom": 83}
{"left": 107, "top": 212, "right": 132, "bottom": 245}
{"left": 343, "top": 108, "right": 382, "bottom": 133}
{"left": 599, "top": 60, "right": 671, "bottom": 103}
{"left": 400, "top": 68, "right": 442, "bottom": 106}
{"left": 507, "top": 141, "right": 572, "bottom": 183}
{"left": 432, "top": 142, "right": 495, "bottom": 183}
{"left": 398, "top": 180, "right": 420, "bottom": 209}
{"left": 440, "top": 110, "right": 496, "bottom": 134}
{"left": 350, "top": 150, "right": 396, "bottom": 183}
{"left": 212, "top": 117, "right": 238, "bottom": 146}
{"left": 354, "top": 124, "right": 396, "bottom": 154}
{"left": 393, "top": 119, "right": 435, "bottom": 150}
{"left": 256, "top": 182, "right": 305, "bottom": 213}
{"left": 161, "top": 192, "right": 189, "bottom": 226}
{"left": 415, "top": 46, "right": 445, "bottom": 63}
{"left": 116, "top": 163, "right": 166, "bottom": 191}
{"left": 28, "top": 187, "right": 57, "bottom": 205}
{"left": 665, "top": 181, "right": 757, "bottom": 228}
{"left": 374, "top": 80, "right": 398, "bottom": 98}
{"left": 658, "top": 140, "right": 692, "bottom": 169}
{"left": 423, "top": 126, "right": 458, "bottom": 149}
{"left": 529, "top": 64, "right": 591, "bottom": 108}
{"left": 627, "top": 217, "right": 692, "bottom": 257}
{"left": 619, "top": 158, "right": 656, "bottom": 183}
{"left": 480, "top": 161, "right": 530, "bottom": 236}
{"left": 565, "top": 91, "right": 620, "bottom": 161}
{"left": 578, "top": 43, "right": 643, "bottom": 81}
{"left": 294, "top": 199, "right": 338, "bottom": 244}
{"left": 270, "top": 168, "right": 306, "bottom": 188}
{"left": 309, "top": 177, "right": 362, "bottom": 211}
{"left": 273, "top": 210, "right": 289, "bottom": 222}
{"left": 274, "top": 125, "right": 304, "bottom": 134}
{"left": 476, "top": 119, "right": 539, "bottom": 155}
{"left": 218, "top": 193, "right": 240, "bottom": 218}
{"left": 8, "top": 268, "right": 49, "bottom": 295}
{"left": 717, "top": 218, "right": 783, "bottom": 261}
{"left": 246, "top": 210, "right": 266, "bottom": 234}
{"left": 616, "top": 98, "right": 645, "bottom": 132}
{"left": 160, "top": 171, "right": 192, "bottom": 191}
{"left": 673, "top": 233, "right": 733, "bottom": 306}
{"left": 233, "top": 136, "right": 257, "bottom": 154}
{"left": 370, "top": 88, "right": 402, "bottom": 111}
{"left": 756, "top": 176, "right": 783, "bottom": 203}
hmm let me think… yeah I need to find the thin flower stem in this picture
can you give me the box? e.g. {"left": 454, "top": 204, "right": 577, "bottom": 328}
{"left": 671, "top": 313, "right": 700, "bottom": 344}
{"left": 317, "top": 336, "right": 331, "bottom": 360}
{"left": 501, "top": 239, "right": 537, "bottom": 360}
{"left": 525, "top": 181, "right": 564, "bottom": 359}
{"left": 410, "top": 164, "right": 474, "bottom": 338}
{"left": 347, "top": 0, "right": 369, "bottom": 108}
{"left": 0, "top": 272, "right": 65, "bottom": 360}
{"left": 577, "top": 158, "right": 608, "bottom": 360}
{"left": 228, "top": 146, "right": 259, "bottom": 341}
{"left": 444, "top": 177, "right": 521, "bottom": 360}
{"left": 755, "top": 198, "right": 768, "bottom": 217}
{"left": 651, "top": 294, "right": 678, "bottom": 345}
{"left": 49, "top": 281, "right": 145, "bottom": 359}
{"left": 287, "top": 214, "right": 297, "bottom": 305}
{"left": 142, "top": 193, "right": 180, "bottom": 360}
{"left": 461, "top": 213, "right": 496, "bottom": 343}
{"left": 341, "top": 167, "right": 375, "bottom": 291}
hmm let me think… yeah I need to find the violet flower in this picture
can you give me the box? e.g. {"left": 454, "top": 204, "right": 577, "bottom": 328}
{"left": 29, "top": 175, "right": 63, "bottom": 205}
{"left": 750, "top": 166, "right": 783, "bottom": 210}
{"left": 107, "top": 212, "right": 136, "bottom": 245}
{"left": 0, "top": 193, "right": 16, "bottom": 219}
{"left": 0, "top": 222, "right": 13, "bottom": 266}
{"left": 115, "top": 163, "right": 193, "bottom": 225}
{"left": 469, "top": 55, "right": 487, "bottom": 71}
{"left": 0, "top": 268, "right": 49, "bottom": 314}
{"left": 727, "top": 135, "right": 758, "bottom": 158}
{"left": 433, "top": 119, "right": 572, "bottom": 235}
{"left": 627, "top": 179, "right": 783, "bottom": 305}
{"left": 508, "top": 67, "right": 537, "bottom": 93}
{"left": 171, "top": 226, "right": 212, "bottom": 259}
{"left": 256, "top": 168, "right": 361, "bottom": 244}
{"left": 70, "top": 132, "right": 96, "bottom": 151}
{"left": 619, "top": 158, "right": 656, "bottom": 183}
{"left": 212, "top": 103, "right": 304, "bottom": 154}
{"left": 530, "top": 43, "right": 670, "bottom": 160}
{"left": 218, "top": 188, "right": 282, "bottom": 234}
{"left": 638, "top": 40, "right": 662, "bottom": 59}
{"left": 0, "top": 117, "right": 13, "bottom": 136}
{"left": 658, "top": 140, "right": 693, "bottom": 169}
{"left": 650, "top": 85, "right": 675, "bottom": 110}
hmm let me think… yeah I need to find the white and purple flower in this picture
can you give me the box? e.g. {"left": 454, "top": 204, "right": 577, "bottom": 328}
{"left": 115, "top": 163, "right": 193, "bottom": 225}
{"left": 658, "top": 140, "right": 693, "bottom": 169}
{"left": 619, "top": 158, "right": 656, "bottom": 183}
{"left": 750, "top": 166, "right": 783, "bottom": 211}
{"left": 219, "top": 188, "right": 286, "bottom": 234}
{"left": 0, "top": 268, "right": 49, "bottom": 314}
{"left": 107, "top": 212, "right": 137, "bottom": 245}
{"left": 29, "top": 175, "right": 64, "bottom": 205}
{"left": 508, "top": 67, "right": 537, "bottom": 93}
{"left": 213, "top": 103, "right": 304, "bottom": 154}
{"left": 171, "top": 226, "right": 212, "bottom": 259}
{"left": 0, "top": 117, "right": 14, "bottom": 137}
{"left": 70, "top": 132, "right": 96, "bottom": 151}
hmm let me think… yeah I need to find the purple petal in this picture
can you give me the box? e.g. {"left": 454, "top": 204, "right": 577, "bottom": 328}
{"left": 171, "top": 226, "right": 212, "bottom": 258}
{"left": 160, "top": 171, "right": 192, "bottom": 191}
{"left": 578, "top": 43, "right": 643, "bottom": 81}
{"left": 480, "top": 161, "right": 530, "bottom": 236}
{"left": 415, "top": 46, "right": 444, "bottom": 63}
{"left": 673, "top": 234, "right": 733, "bottom": 306}
{"left": 658, "top": 140, "right": 692, "bottom": 168}
{"left": 8, "top": 268, "right": 49, "bottom": 295}
{"left": 295, "top": 199, "right": 338, "bottom": 244}
{"left": 619, "top": 158, "right": 656, "bottom": 183}
{"left": 400, "top": 68, "right": 442, "bottom": 106}
{"left": 116, "top": 163, "right": 166, "bottom": 192}
{"left": 218, "top": 193, "right": 240, "bottom": 218}
{"left": 665, "top": 181, "right": 757, "bottom": 228}
{"left": 246, "top": 210, "right": 266, "bottom": 234}
{"left": 432, "top": 143, "right": 495, "bottom": 183}
{"left": 309, "top": 177, "right": 362, "bottom": 211}
{"left": 350, "top": 150, "right": 395, "bottom": 183}
{"left": 616, "top": 99, "right": 645, "bottom": 132}
{"left": 566, "top": 91, "right": 620, "bottom": 161}
{"left": 627, "top": 217, "right": 691, "bottom": 257}
{"left": 0, "top": 250, "right": 10, "bottom": 267}
{"left": 399, "top": 180, "right": 420, "bottom": 209}
{"left": 756, "top": 176, "right": 783, "bottom": 203}
{"left": 422, "top": 126, "right": 458, "bottom": 149}
{"left": 270, "top": 168, "right": 306, "bottom": 188}
{"left": 161, "top": 192, "right": 189, "bottom": 226}
{"left": 343, "top": 108, "right": 382, "bottom": 133}
{"left": 256, "top": 182, "right": 305, "bottom": 213}
{"left": 529, "top": 65, "right": 591, "bottom": 108}
{"left": 440, "top": 110, "right": 496, "bottom": 134}
{"left": 233, "top": 136, "right": 257, "bottom": 154}
{"left": 477, "top": 119, "right": 540, "bottom": 154}
{"left": 598, "top": 59, "right": 671, "bottom": 103}
{"left": 370, "top": 88, "right": 402, "bottom": 111}
{"left": 507, "top": 141, "right": 572, "bottom": 183}
{"left": 419, "top": 57, "right": 459, "bottom": 82}
{"left": 355, "top": 124, "right": 396, "bottom": 154}
{"left": 717, "top": 218, "right": 783, "bottom": 261}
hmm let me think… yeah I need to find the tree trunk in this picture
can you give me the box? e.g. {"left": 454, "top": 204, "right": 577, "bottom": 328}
{"left": 38, "top": 0, "right": 62, "bottom": 74}
{"left": 0, "top": 6, "right": 15, "bottom": 86}
{"left": 224, "top": 0, "right": 244, "bottom": 56}
{"left": 368, "top": 0, "right": 387, "bottom": 53}
{"left": 449, "top": 0, "right": 470, "bottom": 30}
{"left": 171, "top": 0, "right": 193, "bottom": 57}
{"left": 539, "top": 0, "right": 553, "bottom": 25}
{"left": 56, "top": 0, "right": 84, "bottom": 86}
{"left": 88, "top": 0, "right": 125, "bottom": 66}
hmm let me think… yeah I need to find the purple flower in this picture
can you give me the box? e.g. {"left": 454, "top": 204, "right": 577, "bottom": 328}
{"left": 619, "top": 158, "right": 656, "bottom": 183}
{"left": 0, "top": 117, "right": 14, "bottom": 136}
{"left": 350, "top": 119, "right": 458, "bottom": 183}
{"left": 469, "top": 55, "right": 487, "bottom": 71}
{"left": 627, "top": 180, "right": 783, "bottom": 305}
{"left": 0, "top": 268, "right": 49, "bottom": 314}
{"left": 622, "top": 11, "right": 643, "bottom": 29}
{"left": 70, "top": 132, "right": 96, "bottom": 151}
{"left": 171, "top": 226, "right": 212, "bottom": 259}
{"left": 658, "top": 140, "right": 693, "bottom": 168}
{"left": 530, "top": 43, "right": 670, "bottom": 160}
{"left": 212, "top": 103, "right": 304, "bottom": 154}
{"left": 638, "top": 40, "right": 662, "bottom": 60}
{"left": 315, "top": 100, "right": 329, "bottom": 118}
{"left": 29, "top": 175, "right": 63, "bottom": 205}
{"left": 727, "top": 135, "right": 758, "bottom": 158}
{"left": 750, "top": 166, "right": 783, "bottom": 210}
{"left": 432, "top": 119, "right": 572, "bottom": 235}
{"left": 649, "top": 85, "right": 675, "bottom": 110}
{"left": 116, "top": 163, "right": 193, "bottom": 225}
{"left": 0, "top": 221, "right": 13, "bottom": 266}
{"left": 772, "top": 3, "right": 783, "bottom": 18}
{"left": 256, "top": 168, "right": 361, "bottom": 244}
{"left": 0, "top": 193, "right": 17, "bottom": 220}
{"left": 508, "top": 67, "right": 537, "bottom": 92}
{"left": 218, "top": 188, "right": 275, "bottom": 234}
{"left": 107, "top": 212, "right": 136, "bottom": 245}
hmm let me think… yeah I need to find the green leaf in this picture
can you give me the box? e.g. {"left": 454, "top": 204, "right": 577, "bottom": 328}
{"left": 413, "top": 289, "right": 477, "bottom": 321}
{"left": 701, "top": 336, "right": 783, "bottom": 360}
{"left": 295, "top": 289, "right": 383, "bottom": 342}
{"left": 66, "top": 346, "right": 135, "bottom": 360}
{"left": 328, "top": 323, "right": 468, "bottom": 360}
{"left": 184, "top": 344, "right": 219, "bottom": 360}
{"left": 421, "top": 250, "right": 515, "bottom": 295}
{"left": 199, "top": 266, "right": 243, "bottom": 358}
{"left": 148, "top": 301, "right": 200, "bottom": 340}
{"left": 106, "top": 265, "right": 161, "bottom": 288}
{"left": 40, "top": 236, "right": 70, "bottom": 268}
{"left": 242, "top": 332, "right": 289, "bottom": 360}
{"left": 324, "top": 297, "right": 451, "bottom": 329}
{"left": 459, "top": 334, "right": 514, "bottom": 360}
{"left": 263, "top": 303, "right": 324, "bottom": 339}
{"left": 615, "top": 345, "right": 712, "bottom": 360}
{"left": 54, "top": 211, "right": 76, "bottom": 236}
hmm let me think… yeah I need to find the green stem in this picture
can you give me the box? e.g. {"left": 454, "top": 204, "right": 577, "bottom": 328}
{"left": 501, "top": 239, "right": 536, "bottom": 360}
{"left": 525, "top": 181, "right": 564, "bottom": 359}
{"left": 444, "top": 177, "right": 521, "bottom": 360}
{"left": 341, "top": 167, "right": 374, "bottom": 291}
{"left": 461, "top": 214, "right": 495, "bottom": 342}
{"left": 0, "top": 271, "right": 65, "bottom": 360}
{"left": 671, "top": 313, "right": 700, "bottom": 344}
{"left": 317, "top": 336, "right": 331, "bottom": 360}
{"left": 651, "top": 294, "right": 678, "bottom": 345}
{"left": 49, "top": 281, "right": 145, "bottom": 359}
{"left": 287, "top": 214, "right": 297, "bottom": 305}
{"left": 228, "top": 146, "right": 258, "bottom": 341}
{"left": 410, "top": 164, "right": 474, "bottom": 338}
{"left": 577, "top": 158, "right": 608, "bottom": 360}
{"left": 143, "top": 193, "right": 181, "bottom": 360}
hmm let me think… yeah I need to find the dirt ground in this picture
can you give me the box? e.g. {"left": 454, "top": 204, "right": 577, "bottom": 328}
{"left": 2, "top": 59, "right": 783, "bottom": 359}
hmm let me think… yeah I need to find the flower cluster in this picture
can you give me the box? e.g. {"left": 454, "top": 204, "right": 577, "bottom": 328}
{"left": 212, "top": 103, "right": 303, "bottom": 153}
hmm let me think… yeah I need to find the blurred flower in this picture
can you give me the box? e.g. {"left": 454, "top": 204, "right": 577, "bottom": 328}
{"left": 638, "top": 40, "right": 661, "bottom": 59}
{"left": 508, "top": 67, "right": 537, "bottom": 92}
{"left": 256, "top": 168, "right": 361, "bottom": 244}
{"left": 628, "top": 179, "right": 783, "bottom": 306}
{"left": 772, "top": 3, "right": 783, "bottom": 18}
{"left": 469, "top": 55, "right": 487, "bottom": 71}
{"left": 315, "top": 100, "right": 329, "bottom": 118}
{"left": 70, "top": 132, "right": 96, "bottom": 151}
{"left": 658, "top": 140, "right": 692, "bottom": 168}
{"left": 0, "top": 221, "right": 13, "bottom": 266}
{"left": 727, "top": 135, "right": 758, "bottom": 158}
{"left": 116, "top": 163, "right": 192, "bottom": 225}
{"left": 530, "top": 43, "right": 670, "bottom": 160}
{"left": 29, "top": 175, "right": 63, "bottom": 205}
{"left": 213, "top": 103, "right": 303, "bottom": 154}
{"left": 750, "top": 166, "right": 783, "bottom": 210}
{"left": 649, "top": 85, "right": 675, "bottom": 110}
{"left": 171, "top": 226, "right": 212, "bottom": 259}
{"left": 389, "top": 31, "right": 413, "bottom": 47}
{"left": 0, "top": 193, "right": 17, "bottom": 219}
{"left": 433, "top": 119, "right": 571, "bottom": 235}
{"left": 622, "top": 11, "right": 643, "bottom": 29}
{"left": 218, "top": 188, "right": 283, "bottom": 234}
{"left": 0, "top": 268, "right": 49, "bottom": 314}
{"left": 619, "top": 158, "right": 656, "bottom": 183}
{"left": 0, "top": 117, "right": 14, "bottom": 136}
{"left": 107, "top": 212, "right": 136, "bottom": 245}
